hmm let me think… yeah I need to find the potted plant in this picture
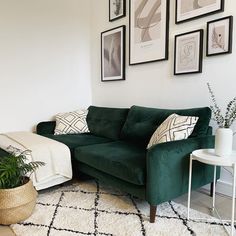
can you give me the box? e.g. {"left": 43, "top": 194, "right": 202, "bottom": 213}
{"left": 207, "top": 83, "right": 236, "bottom": 156}
{"left": 0, "top": 148, "right": 45, "bottom": 225}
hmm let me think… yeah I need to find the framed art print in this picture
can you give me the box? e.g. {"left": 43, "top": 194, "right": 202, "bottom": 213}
{"left": 174, "top": 29, "right": 203, "bottom": 75}
{"left": 101, "top": 25, "right": 125, "bottom": 82}
{"left": 129, "top": 0, "right": 170, "bottom": 65}
{"left": 176, "top": 0, "right": 224, "bottom": 24}
{"left": 109, "top": 0, "right": 126, "bottom": 22}
{"left": 207, "top": 16, "right": 233, "bottom": 56}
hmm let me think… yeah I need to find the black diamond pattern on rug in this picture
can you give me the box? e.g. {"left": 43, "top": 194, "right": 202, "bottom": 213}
{"left": 12, "top": 180, "right": 232, "bottom": 236}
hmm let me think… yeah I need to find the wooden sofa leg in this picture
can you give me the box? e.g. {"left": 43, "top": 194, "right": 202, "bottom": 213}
{"left": 150, "top": 205, "right": 157, "bottom": 223}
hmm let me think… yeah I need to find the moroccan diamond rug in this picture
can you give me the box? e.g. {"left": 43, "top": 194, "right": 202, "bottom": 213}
{"left": 11, "top": 180, "right": 230, "bottom": 236}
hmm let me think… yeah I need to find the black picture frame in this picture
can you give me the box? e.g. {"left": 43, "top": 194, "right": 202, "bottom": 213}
{"left": 174, "top": 29, "right": 204, "bottom": 75}
{"left": 129, "top": 0, "right": 170, "bottom": 65}
{"left": 206, "top": 16, "right": 233, "bottom": 57}
{"left": 109, "top": 0, "right": 126, "bottom": 22}
{"left": 175, "top": 0, "right": 224, "bottom": 24}
{"left": 101, "top": 25, "right": 126, "bottom": 82}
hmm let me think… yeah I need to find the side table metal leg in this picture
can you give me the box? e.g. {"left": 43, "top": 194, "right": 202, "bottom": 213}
{"left": 231, "top": 164, "right": 236, "bottom": 236}
{"left": 187, "top": 156, "right": 193, "bottom": 220}
{"left": 212, "top": 166, "right": 216, "bottom": 210}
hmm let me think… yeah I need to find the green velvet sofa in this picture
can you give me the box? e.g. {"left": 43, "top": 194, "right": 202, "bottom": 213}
{"left": 36, "top": 105, "right": 219, "bottom": 222}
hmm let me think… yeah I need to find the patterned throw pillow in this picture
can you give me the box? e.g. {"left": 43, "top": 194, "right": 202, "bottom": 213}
{"left": 147, "top": 114, "right": 199, "bottom": 149}
{"left": 54, "top": 109, "right": 89, "bottom": 135}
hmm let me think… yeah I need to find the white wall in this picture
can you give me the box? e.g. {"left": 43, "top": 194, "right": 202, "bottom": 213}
{"left": 0, "top": 0, "right": 235, "bottom": 195}
{"left": 90, "top": 0, "right": 236, "bottom": 195}
{"left": 0, "top": 0, "right": 92, "bottom": 132}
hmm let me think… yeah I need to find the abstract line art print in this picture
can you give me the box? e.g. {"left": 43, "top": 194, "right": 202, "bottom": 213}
{"left": 174, "top": 30, "right": 203, "bottom": 75}
{"left": 207, "top": 16, "right": 233, "bottom": 56}
{"left": 101, "top": 25, "right": 125, "bottom": 82}
{"left": 176, "top": 0, "right": 224, "bottom": 24}
{"left": 134, "top": 0, "right": 161, "bottom": 43}
{"left": 129, "top": 0, "right": 169, "bottom": 65}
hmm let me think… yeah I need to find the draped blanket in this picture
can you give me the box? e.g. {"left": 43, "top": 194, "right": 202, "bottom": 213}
{"left": 0, "top": 132, "right": 72, "bottom": 190}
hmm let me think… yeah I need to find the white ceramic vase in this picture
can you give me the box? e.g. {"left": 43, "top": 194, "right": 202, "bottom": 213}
{"left": 215, "top": 128, "right": 233, "bottom": 157}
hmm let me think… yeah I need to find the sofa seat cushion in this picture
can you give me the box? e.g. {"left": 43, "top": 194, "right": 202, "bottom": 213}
{"left": 74, "top": 141, "right": 146, "bottom": 185}
{"left": 42, "top": 133, "right": 112, "bottom": 150}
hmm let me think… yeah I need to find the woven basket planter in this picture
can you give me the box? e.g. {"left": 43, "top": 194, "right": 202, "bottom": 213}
{"left": 0, "top": 178, "right": 37, "bottom": 225}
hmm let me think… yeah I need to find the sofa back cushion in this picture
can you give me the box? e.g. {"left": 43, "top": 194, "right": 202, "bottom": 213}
{"left": 87, "top": 106, "right": 129, "bottom": 140}
{"left": 121, "top": 105, "right": 211, "bottom": 145}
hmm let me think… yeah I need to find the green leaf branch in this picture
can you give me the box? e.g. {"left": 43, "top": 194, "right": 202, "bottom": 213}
{"left": 207, "top": 83, "right": 236, "bottom": 128}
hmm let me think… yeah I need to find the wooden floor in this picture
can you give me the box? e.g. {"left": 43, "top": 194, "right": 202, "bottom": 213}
{"left": 0, "top": 189, "right": 233, "bottom": 236}
{"left": 175, "top": 189, "right": 233, "bottom": 219}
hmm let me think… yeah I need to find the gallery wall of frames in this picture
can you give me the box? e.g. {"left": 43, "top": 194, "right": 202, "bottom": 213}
{"left": 101, "top": 0, "right": 233, "bottom": 82}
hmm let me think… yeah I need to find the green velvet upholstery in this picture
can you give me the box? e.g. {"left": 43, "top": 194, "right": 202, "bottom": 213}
{"left": 42, "top": 133, "right": 112, "bottom": 150}
{"left": 207, "top": 126, "right": 213, "bottom": 135}
{"left": 36, "top": 121, "right": 56, "bottom": 135}
{"left": 87, "top": 106, "right": 129, "bottom": 140}
{"left": 75, "top": 141, "right": 146, "bottom": 185}
{"left": 121, "top": 105, "right": 212, "bottom": 146}
{"left": 146, "top": 135, "right": 219, "bottom": 205}
{"left": 34, "top": 105, "right": 218, "bottom": 213}
{"left": 0, "top": 148, "right": 10, "bottom": 157}
{"left": 77, "top": 162, "right": 146, "bottom": 199}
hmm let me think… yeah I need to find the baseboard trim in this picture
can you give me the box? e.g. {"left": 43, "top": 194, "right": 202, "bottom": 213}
{"left": 216, "top": 180, "right": 233, "bottom": 197}
{"left": 202, "top": 180, "right": 233, "bottom": 198}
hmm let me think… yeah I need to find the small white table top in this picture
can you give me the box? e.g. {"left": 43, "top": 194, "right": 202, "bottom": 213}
{"left": 192, "top": 149, "right": 236, "bottom": 167}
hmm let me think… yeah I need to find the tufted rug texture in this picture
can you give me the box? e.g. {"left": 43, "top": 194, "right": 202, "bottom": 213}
{"left": 11, "top": 180, "right": 230, "bottom": 236}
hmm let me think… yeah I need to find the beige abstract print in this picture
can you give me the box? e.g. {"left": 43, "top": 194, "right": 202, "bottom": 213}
{"left": 104, "top": 32, "right": 121, "bottom": 77}
{"left": 181, "top": 0, "right": 216, "bottom": 14}
{"left": 177, "top": 36, "right": 198, "bottom": 72}
{"left": 134, "top": 0, "right": 162, "bottom": 43}
{"left": 211, "top": 25, "right": 226, "bottom": 51}
{"left": 110, "top": 0, "right": 123, "bottom": 19}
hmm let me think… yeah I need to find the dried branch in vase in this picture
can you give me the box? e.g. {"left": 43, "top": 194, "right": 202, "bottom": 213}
{"left": 207, "top": 83, "right": 236, "bottom": 128}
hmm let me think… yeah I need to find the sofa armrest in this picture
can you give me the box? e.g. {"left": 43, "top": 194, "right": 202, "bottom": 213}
{"left": 36, "top": 121, "right": 56, "bottom": 135}
{"left": 146, "top": 136, "right": 217, "bottom": 205}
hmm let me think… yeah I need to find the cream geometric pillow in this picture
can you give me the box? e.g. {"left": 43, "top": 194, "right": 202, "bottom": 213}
{"left": 147, "top": 114, "right": 199, "bottom": 149}
{"left": 54, "top": 109, "right": 90, "bottom": 135}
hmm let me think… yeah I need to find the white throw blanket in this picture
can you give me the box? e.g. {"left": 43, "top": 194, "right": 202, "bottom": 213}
{"left": 0, "top": 132, "right": 72, "bottom": 190}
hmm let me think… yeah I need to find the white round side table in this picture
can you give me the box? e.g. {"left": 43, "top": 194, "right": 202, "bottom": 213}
{"left": 187, "top": 149, "right": 236, "bottom": 236}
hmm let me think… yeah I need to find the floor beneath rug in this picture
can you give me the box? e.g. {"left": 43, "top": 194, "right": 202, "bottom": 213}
{"left": 6, "top": 180, "right": 233, "bottom": 235}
